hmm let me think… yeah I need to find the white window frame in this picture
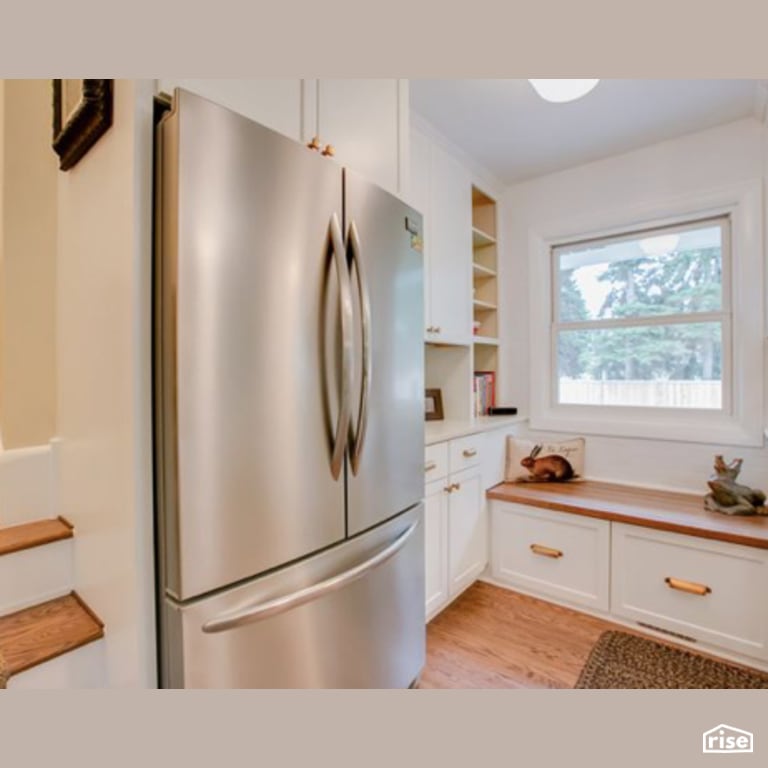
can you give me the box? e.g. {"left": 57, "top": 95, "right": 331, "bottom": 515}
{"left": 528, "top": 180, "right": 764, "bottom": 447}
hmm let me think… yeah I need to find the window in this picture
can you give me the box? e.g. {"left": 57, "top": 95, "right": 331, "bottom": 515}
{"left": 527, "top": 181, "right": 764, "bottom": 446}
{"left": 552, "top": 217, "right": 729, "bottom": 411}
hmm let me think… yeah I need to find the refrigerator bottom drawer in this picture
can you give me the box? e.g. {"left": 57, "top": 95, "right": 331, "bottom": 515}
{"left": 162, "top": 504, "right": 425, "bottom": 688}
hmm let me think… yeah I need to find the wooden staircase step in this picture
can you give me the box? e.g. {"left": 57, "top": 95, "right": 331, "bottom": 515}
{"left": 0, "top": 517, "right": 74, "bottom": 557}
{"left": 0, "top": 592, "right": 104, "bottom": 679}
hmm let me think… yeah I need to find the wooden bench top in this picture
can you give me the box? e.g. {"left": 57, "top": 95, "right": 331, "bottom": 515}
{"left": 487, "top": 480, "right": 768, "bottom": 550}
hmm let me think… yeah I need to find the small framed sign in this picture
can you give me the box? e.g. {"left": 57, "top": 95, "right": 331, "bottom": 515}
{"left": 425, "top": 388, "right": 444, "bottom": 422}
{"left": 52, "top": 79, "right": 113, "bottom": 171}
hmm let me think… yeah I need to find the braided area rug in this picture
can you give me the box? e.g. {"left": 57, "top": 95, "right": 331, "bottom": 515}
{"left": 575, "top": 630, "right": 768, "bottom": 689}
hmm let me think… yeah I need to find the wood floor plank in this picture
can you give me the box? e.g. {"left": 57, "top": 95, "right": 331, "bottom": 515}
{"left": 0, "top": 592, "right": 104, "bottom": 677}
{"left": 418, "top": 581, "right": 763, "bottom": 689}
{"left": 0, "top": 517, "right": 74, "bottom": 557}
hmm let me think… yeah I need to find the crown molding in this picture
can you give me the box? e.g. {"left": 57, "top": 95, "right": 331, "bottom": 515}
{"left": 410, "top": 110, "right": 506, "bottom": 196}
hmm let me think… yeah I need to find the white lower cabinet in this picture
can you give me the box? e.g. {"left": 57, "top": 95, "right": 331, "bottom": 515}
{"left": 611, "top": 523, "right": 768, "bottom": 661}
{"left": 491, "top": 502, "right": 610, "bottom": 612}
{"left": 447, "top": 467, "right": 486, "bottom": 598}
{"left": 425, "top": 479, "right": 449, "bottom": 618}
{"left": 424, "top": 438, "right": 487, "bottom": 620}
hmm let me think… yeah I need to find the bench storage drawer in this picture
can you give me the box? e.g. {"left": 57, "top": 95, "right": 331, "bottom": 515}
{"left": 611, "top": 523, "right": 768, "bottom": 660}
{"left": 490, "top": 501, "right": 610, "bottom": 611}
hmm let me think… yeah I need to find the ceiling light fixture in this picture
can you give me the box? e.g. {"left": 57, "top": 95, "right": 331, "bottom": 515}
{"left": 528, "top": 79, "right": 600, "bottom": 103}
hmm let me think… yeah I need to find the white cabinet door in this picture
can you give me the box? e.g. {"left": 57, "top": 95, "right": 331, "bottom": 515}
{"left": 157, "top": 79, "right": 303, "bottom": 142}
{"left": 409, "top": 127, "right": 432, "bottom": 335}
{"left": 425, "top": 478, "right": 449, "bottom": 620}
{"left": 447, "top": 465, "right": 486, "bottom": 597}
{"left": 308, "top": 79, "right": 405, "bottom": 195}
{"left": 611, "top": 524, "right": 768, "bottom": 660}
{"left": 429, "top": 143, "right": 472, "bottom": 345}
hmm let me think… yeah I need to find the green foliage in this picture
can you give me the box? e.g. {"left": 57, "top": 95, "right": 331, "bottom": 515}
{"left": 559, "top": 247, "right": 722, "bottom": 381}
{"left": 558, "top": 268, "right": 589, "bottom": 376}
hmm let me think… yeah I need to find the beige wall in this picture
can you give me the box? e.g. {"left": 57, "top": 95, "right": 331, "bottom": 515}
{"left": 56, "top": 79, "right": 156, "bottom": 686}
{"left": 0, "top": 79, "right": 58, "bottom": 448}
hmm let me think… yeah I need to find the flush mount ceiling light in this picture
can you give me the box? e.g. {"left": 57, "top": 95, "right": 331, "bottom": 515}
{"left": 528, "top": 79, "right": 600, "bottom": 103}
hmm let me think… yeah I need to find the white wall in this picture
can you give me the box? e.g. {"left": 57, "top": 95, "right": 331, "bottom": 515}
{"left": 56, "top": 79, "right": 156, "bottom": 687}
{"left": 502, "top": 118, "right": 768, "bottom": 492}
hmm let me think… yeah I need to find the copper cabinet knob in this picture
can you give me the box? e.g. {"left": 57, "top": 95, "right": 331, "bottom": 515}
{"left": 321, "top": 144, "right": 335, "bottom": 157}
{"left": 307, "top": 136, "right": 321, "bottom": 151}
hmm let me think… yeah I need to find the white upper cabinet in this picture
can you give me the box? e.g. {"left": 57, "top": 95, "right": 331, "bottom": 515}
{"left": 409, "top": 128, "right": 432, "bottom": 331}
{"left": 156, "top": 80, "right": 407, "bottom": 198}
{"left": 409, "top": 127, "right": 473, "bottom": 345}
{"left": 156, "top": 79, "right": 303, "bottom": 142}
{"left": 427, "top": 141, "right": 472, "bottom": 345}
{"left": 303, "top": 79, "right": 407, "bottom": 196}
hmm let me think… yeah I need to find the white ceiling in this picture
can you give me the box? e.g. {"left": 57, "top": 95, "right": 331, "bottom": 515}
{"left": 409, "top": 79, "right": 764, "bottom": 184}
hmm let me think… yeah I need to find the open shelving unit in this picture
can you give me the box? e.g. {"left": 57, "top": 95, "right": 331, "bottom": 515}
{"left": 416, "top": 122, "right": 505, "bottom": 426}
{"left": 471, "top": 187, "right": 499, "bottom": 416}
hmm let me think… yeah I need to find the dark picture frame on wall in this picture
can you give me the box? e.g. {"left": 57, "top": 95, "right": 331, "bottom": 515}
{"left": 425, "top": 388, "right": 444, "bottom": 422}
{"left": 52, "top": 79, "right": 113, "bottom": 171}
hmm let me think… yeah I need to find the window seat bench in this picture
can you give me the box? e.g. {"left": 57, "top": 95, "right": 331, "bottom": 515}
{"left": 487, "top": 480, "right": 768, "bottom": 550}
{"left": 485, "top": 479, "right": 768, "bottom": 670}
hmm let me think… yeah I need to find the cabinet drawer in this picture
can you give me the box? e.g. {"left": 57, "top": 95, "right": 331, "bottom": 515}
{"left": 424, "top": 443, "right": 449, "bottom": 481}
{"left": 611, "top": 524, "right": 768, "bottom": 660}
{"left": 490, "top": 501, "right": 610, "bottom": 611}
{"left": 449, "top": 435, "right": 482, "bottom": 474}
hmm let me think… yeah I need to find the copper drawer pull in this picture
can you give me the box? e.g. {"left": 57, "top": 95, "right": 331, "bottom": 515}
{"left": 462, "top": 449, "right": 477, "bottom": 458}
{"left": 530, "top": 543, "right": 563, "bottom": 559}
{"left": 665, "top": 577, "right": 711, "bottom": 596}
{"left": 425, "top": 461, "right": 437, "bottom": 472}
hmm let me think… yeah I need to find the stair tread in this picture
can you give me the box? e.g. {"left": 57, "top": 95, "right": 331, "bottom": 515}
{"left": 0, "top": 592, "right": 104, "bottom": 677}
{"left": 0, "top": 517, "right": 74, "bottom": 557}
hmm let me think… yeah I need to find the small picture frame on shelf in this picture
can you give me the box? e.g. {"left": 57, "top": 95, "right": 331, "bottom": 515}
{"left": 425, "top": 388, "right": 444, "bottom": 421}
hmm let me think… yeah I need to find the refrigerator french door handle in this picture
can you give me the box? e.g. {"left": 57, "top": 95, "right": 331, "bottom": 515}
{"left": 347, "top": 219, "right": 372, "bottom": 476}
{"left": 329, "top": 212, "right": 354, "bottom": 481}
{"left": 201, "top": 519, "right": 419, "bottom": 634}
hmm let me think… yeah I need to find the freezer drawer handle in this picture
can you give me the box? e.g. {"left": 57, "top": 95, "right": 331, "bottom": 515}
{"left": 201, "top": 520, "right": 420, "bottom": 634}
{"left": 329, "top": 212, "right": 354, "bottom": 481}
{"left": 347, "top": 219, "right": 372, "bottom": 476}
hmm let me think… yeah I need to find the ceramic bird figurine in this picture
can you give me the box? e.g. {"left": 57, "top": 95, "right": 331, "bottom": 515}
{"left": 704, "top": 455, "right": 766, "bottom": 515}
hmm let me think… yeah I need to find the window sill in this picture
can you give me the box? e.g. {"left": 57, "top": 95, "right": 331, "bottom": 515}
{"left": 530, "top": 407, "right": 764, "bottom": 448}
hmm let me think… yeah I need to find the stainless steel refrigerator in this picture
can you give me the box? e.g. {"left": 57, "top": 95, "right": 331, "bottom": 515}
{"left": 153, "top": 88, "right": 425, "bottom": 688}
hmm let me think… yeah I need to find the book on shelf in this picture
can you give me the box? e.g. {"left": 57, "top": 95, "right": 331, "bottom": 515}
{"left": 473, "top": 370, "right": 496, "bottom": 417}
